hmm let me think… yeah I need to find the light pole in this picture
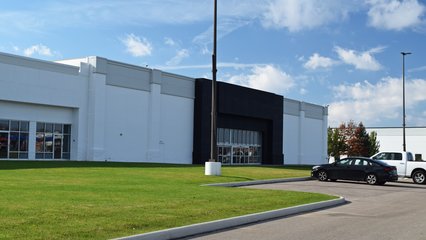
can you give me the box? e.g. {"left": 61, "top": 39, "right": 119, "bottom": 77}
{"left": 210, "top": 0, "right": 218, "bottom": 163}
{"left": 401, "top": 52, "right": 411, "bottom": 152}
{"left": 205, "top": 0, "right": 221, "bottom": 175}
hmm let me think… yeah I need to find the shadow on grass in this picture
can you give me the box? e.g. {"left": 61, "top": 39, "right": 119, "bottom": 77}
{"left": 0, "top": 160, "right": 201, "bottom": 170}
{"left": 0, "top": 160, "right": 312, "bottom": 172}
{"left": 224, "top": 164, "right": 313, "bottom": 171}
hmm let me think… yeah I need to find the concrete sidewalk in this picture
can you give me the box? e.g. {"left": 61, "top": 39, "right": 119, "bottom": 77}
{"left": 113, "top": 177, "right": 345, "bottom": 240}
{"left": 201, "top": 176, "right": 315, "bottom": 187}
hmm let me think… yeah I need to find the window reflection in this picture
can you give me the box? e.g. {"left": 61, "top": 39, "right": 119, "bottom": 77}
{"left": 36, "top": 122, "right": 71, "bottom": 160}
{"left": 217, "top": 128, "right": 262, "bottom": 165}
{"left": 1, "top": 119, "right": 29, "bottom": 159}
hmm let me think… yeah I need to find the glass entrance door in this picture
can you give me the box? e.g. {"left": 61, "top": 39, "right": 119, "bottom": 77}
{"left": 217, "top": 128, "right": 262, "bottom": 165}
{"left": 218, "top": 146, "right": 231, "bottom": 164}
{"left": 54, "top": 134, "right": 62, "bottom": 159}
{"left": 232, "top": 147, "right": 243, "bottom": 164}
{"left": 0, "top": 132, "right": 8, "bottom": 158}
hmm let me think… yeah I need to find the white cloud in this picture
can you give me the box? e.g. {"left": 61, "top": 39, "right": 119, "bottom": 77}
{"left": 166, "top": 49, "right": 189, "bottom": 66}
{"left": 409, "top": 65, "right": 426, "bottom": 73}
{"left": 261, "top": 0, "right": 353, "bottom": 31}
{"left": 328, "top": 77, "right": 426, "bottom": 127}
{"left": 0, "top": 1, "right": 266, "bottom": 35}
{"left": 23, "top": 44, "right": 53, "bottom": 57}
{"left": 225, "top": 65, "right": 295, "bottom": 94}
{"left": 157, "top": 62, "right": 268, "bottom": 71}
{"left": 410, "top": 111, "right": 426, "bottom": 125}
{"left": 164, "top": 37, "right": 176, "bottom": 47}
{"left": 121, "top": 34, "right": 152, "bottom": 57}
{"left": 304, "top": 53, "right": 337, "bottom": 70}
{"left": 367, "top": 0, "right": 425, "bottom": 30}
{"left": 193, "top": 18, "right": 251, "bottom": 48}
{"left": 334, "top": 46, "right": 385, "bottom": 71}
{"left": 0, "top": 11, "right": 45, "bottom": 35}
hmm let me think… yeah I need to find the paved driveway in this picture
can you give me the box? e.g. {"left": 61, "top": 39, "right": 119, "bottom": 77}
{"left": 186, "top": 180, "right": 426, "bottom": 240}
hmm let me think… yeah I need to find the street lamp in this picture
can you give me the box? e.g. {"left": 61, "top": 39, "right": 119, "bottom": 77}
{"left": 210, "top": 0, "right": 218, "bottom": 163}
{"left": 205, "top": 0, "right": 221, "bottom": 176}
{"left": 401, "top": 52, "right": 411, "bottom": 152}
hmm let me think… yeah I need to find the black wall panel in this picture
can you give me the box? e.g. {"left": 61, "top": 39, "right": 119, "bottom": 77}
{"left": 193, "top": 78, "right": 283, "bottom": 165}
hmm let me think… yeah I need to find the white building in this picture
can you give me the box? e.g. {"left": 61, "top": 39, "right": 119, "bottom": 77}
{"left": 367, "top": 127, "right": 426, "bottom": 160}
{"left": 0, "top": 52, "right": 328, "bottom": 165}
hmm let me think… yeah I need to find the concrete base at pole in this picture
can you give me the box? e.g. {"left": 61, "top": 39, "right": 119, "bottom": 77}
{"left": 205, "top": 161, "right": 222, "bottom": 176}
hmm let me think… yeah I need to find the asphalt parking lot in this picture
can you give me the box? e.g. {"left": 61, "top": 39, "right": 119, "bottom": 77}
{"left": 186, "top": 179, "right": 426, "bottom": 240}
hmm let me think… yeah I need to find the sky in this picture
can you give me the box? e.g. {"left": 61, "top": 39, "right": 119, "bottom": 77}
{"left": 1, "top": 0, "right": 426, "bottom": 128}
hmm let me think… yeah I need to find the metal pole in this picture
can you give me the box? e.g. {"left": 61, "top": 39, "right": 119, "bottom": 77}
{"left": 401, "top": 52, "right": 411, "bottom": 152}
{"left": 210, "top": 0, "right": 217, "bottom": 162}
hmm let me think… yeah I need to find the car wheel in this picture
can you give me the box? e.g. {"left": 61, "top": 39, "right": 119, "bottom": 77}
{"left": 366, "top": 174, "right": 378, "bottom": 185}
{"left": 317, "top": 170, "right": 328, "bottom": 181}
{"left": 412, "top": 170, "right": 426, "bottom": 184}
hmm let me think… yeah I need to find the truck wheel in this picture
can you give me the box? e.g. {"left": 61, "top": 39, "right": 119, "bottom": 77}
{"left": 317, "top": 170, "right": 328, "bottom": 181}
{"left": 412, "top": 170, "right": 426, "bottom": 184}
{"left": 366, "top": 174, "right": 378, "bottom": 185}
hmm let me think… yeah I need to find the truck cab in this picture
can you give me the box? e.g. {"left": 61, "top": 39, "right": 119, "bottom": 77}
{"left": 371, "top": 151, "right": 414, "bottom": 176}
{"left": 371, "top": 151, "right": 426, "bottom": 184}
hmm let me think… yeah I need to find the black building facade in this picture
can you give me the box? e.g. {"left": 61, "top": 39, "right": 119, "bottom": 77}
{"left": 193, "top": 78, "right": 283, "bottom": 165}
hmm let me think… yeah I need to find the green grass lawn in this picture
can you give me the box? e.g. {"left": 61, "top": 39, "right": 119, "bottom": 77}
{"left": 0, "top": 161, "right": 335, "bottom": 240}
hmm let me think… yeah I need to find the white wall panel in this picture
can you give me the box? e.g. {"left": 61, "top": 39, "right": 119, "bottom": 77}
{"left": 104, "top": 86, "right": 149, "bottom": 162}
{"left": 367, "top": 128, "right": 426, "bottom": 159}
{"left": 301, "top": 118, "right": 324, "bottom": 165}
{"left": 0, "top": 100, "right": 73, "bottom": 123}
{"left": 0, "top": 62, "right": 87, "bottom": 108}
{"left": 160, "top": 94, "right": 194, "bottom": 164}
{"left": 283, "top": 114, "right": 299, "bottom": 164}
{"left": 106, "top": 62, "right": 150, "bottom": 91}
{"left": 284, "top": 113, "right": 327, "bottom": 165}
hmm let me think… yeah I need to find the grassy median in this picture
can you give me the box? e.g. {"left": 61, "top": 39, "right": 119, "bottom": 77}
{"left": 0, "top": 161, "right": 335, "bottom": 239}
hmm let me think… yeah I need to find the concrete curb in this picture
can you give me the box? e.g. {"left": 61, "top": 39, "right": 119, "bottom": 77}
{"left": 114, "top": 196, "right": 346, "bottom": 240}
{"left": 201, "top": 176, "right": 314, "bottom": 187}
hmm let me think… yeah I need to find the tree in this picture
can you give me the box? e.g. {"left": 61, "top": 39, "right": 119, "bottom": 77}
{"left": 327, "top": 127, "right": 346, "bottom": 160}
{"left": 328, "top": 121, "right": 380, "bottom": 158}
{"left": 368, "top": 131, "right": 380, "bottom": 156}
{"left": 347, "top": 122, "right": 370, "bottom": 157}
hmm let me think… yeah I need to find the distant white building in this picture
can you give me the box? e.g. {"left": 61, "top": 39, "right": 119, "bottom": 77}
{"left": 367, "top": 127, "right": 426, "bottom": 160}
{"left": 0, "top": 52, "right": 328, "bottom": 165}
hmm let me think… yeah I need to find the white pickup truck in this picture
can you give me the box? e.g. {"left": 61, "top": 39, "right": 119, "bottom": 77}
{"left": 371, "top": 151, "right": 426, "bottom": 184}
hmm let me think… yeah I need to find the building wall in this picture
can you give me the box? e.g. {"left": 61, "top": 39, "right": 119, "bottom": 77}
{"left": 85, "top": 58, "right": 196, "bottom": 163}
{"left": 283, "top": 114, "right": 299, "bottom": 164}
{"left": 1, "top": 52, "right": 195, "bottom": 164}
{"left": 160, "top": 94, "right": 194, "bottom": 164}
{"left": 283, "top": 99, "right": 328, "bottom": 165}
{"left": 367, "top": 127, "right": 426, "bottom": 159}
{"left": 1, "top": 52, "right": 327, "bottom": 165}
{"left": 0, "top": 52, "right": 89, "bottom": 160}
{"left": 104, "top": 86, "right": 150, "bottom": 162}
{"left": 193, "top": 79, "right": 284, "bottom": 165}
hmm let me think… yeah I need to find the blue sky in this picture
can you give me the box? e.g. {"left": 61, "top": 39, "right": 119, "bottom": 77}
{"left": 1, "top": 0, "right": 426, "bottom": 127}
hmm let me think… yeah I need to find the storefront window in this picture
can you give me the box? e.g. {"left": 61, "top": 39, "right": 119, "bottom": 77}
{"left": 0, "top": 119, "right": 29, "bottom": 159}
{"left": 217, "top": 128, "right": 262, "bottom": 165}
{"left": 0, "top": 120, "right": 9, "bottom": 131}
{"left": 36, "top": 122, "right": 71, "bottom": 160}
